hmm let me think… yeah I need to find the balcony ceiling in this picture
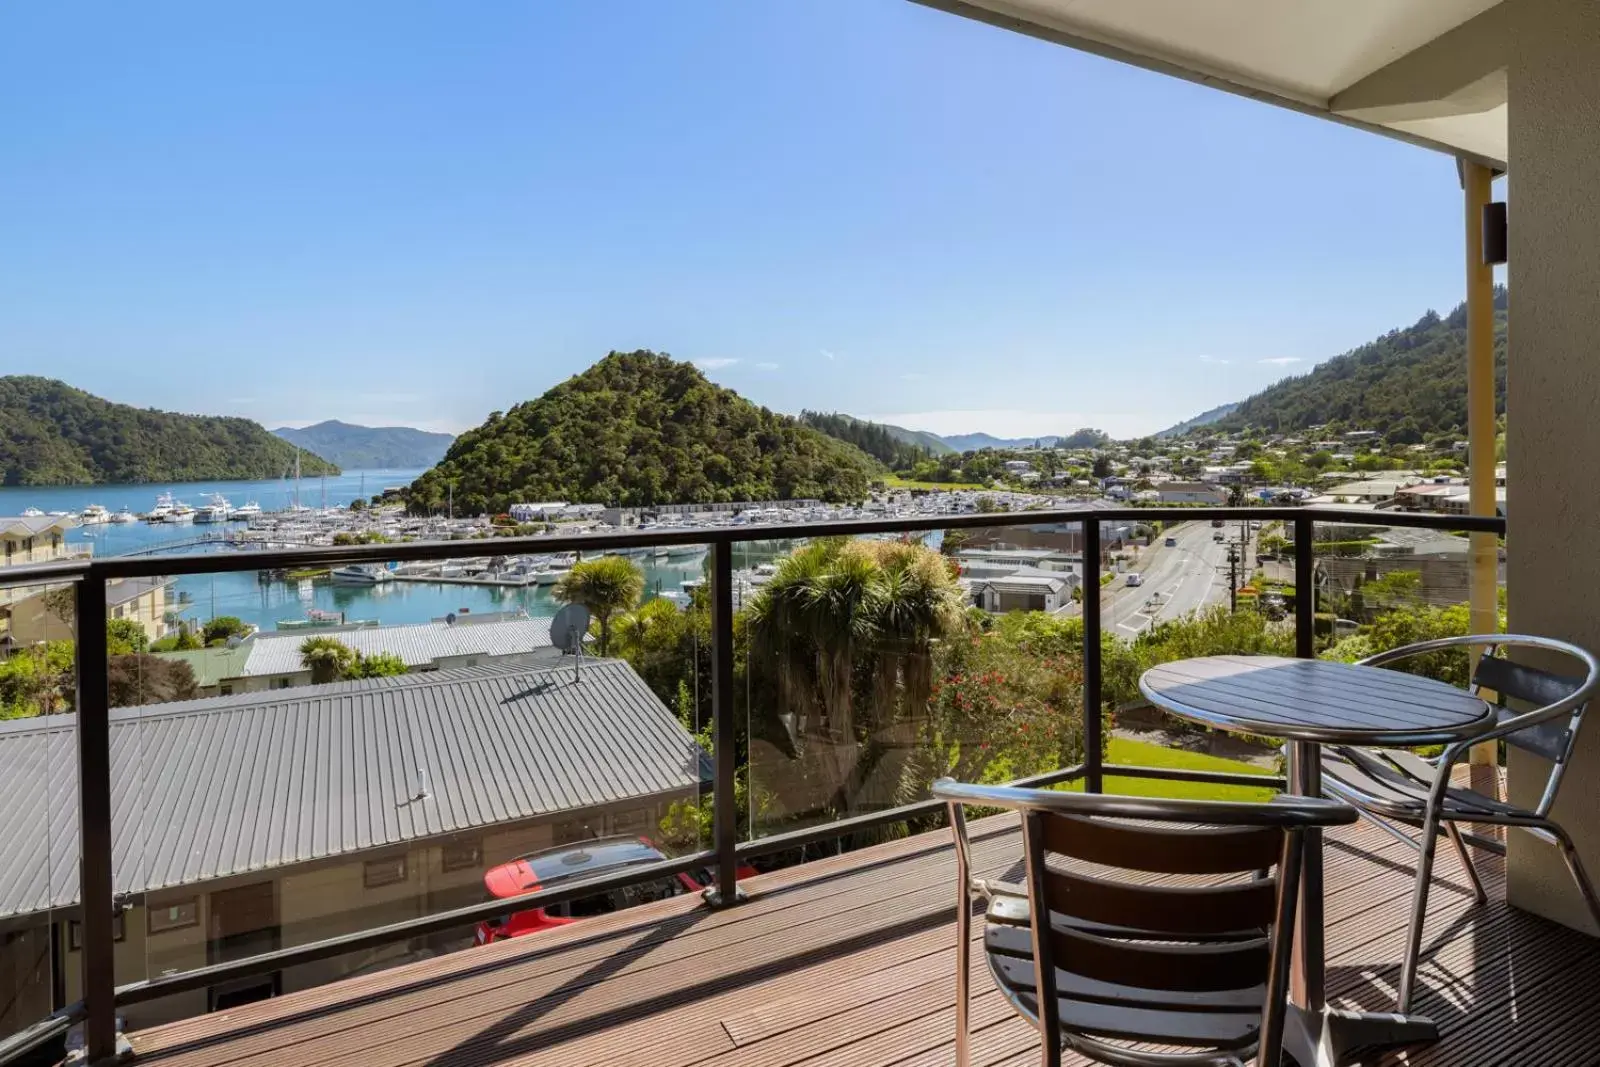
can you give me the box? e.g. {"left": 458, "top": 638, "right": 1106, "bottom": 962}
{"left": 916, "top": 0, "right": 1509, "bottom": 167}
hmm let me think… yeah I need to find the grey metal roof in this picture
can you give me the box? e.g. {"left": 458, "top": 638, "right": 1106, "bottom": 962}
{"left": 0, "top": 516, "right": 76, "bottom": 538}
{"left": 240, "top": 615, "right": 558, "bottom": 676}
{"left": 106, "top": 576, "right": 172, "bottom": 607}
{"left": 0, "top": 659, "right": 707, "bottom": 921}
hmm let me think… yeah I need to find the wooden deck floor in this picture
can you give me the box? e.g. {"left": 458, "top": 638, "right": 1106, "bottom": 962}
{"left": 125, "top": 813, "right": 1600, "bottom": 1067}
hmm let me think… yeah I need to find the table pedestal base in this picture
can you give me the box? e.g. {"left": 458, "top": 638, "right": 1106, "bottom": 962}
{"left": 1285, "top": 1005, "right": 1439, "bottom": 1067}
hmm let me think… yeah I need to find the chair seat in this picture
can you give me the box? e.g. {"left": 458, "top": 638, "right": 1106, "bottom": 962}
{"left": 983, "top": 898, "right": 1263, "bottom": 1056}
{"left": 1320, "top": 746, "right": 1524, "bottom": 821}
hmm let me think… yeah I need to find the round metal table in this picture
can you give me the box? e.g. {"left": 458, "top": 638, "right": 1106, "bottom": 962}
{"left": 1140, "top": 654, "right": 1495, "bottom": 1067}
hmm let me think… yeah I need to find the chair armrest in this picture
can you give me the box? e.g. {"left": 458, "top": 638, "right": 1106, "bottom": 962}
{"left": 932, "top": 778, "right": 1357, "bottom": 829}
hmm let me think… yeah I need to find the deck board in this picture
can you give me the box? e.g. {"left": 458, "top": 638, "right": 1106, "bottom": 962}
{"left": 126, "top": 812, "right": 1600, "bottom": 1067}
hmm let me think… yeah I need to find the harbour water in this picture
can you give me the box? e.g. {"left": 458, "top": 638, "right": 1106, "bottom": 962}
{"left": 0, "top": 472, "right": 712, "bottom": 632}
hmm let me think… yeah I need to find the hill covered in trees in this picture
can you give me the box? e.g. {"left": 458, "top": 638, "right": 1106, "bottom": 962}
{"left": 0, "top": 377, "right": 339, "bottom": 486}
{"left": 1215, "top": 289, "right": 1508, "bottom": 441}
{"left": 799, "top": 411, "right": 944, "bottom": 468}
{"left": 1156, "top": 403, "right": 1239, "bottom": 438}
{"left": 274, "top": 420, "right": 454, "bottom": 469}
{"left": 405, "top": 352, "right": 880, "bottom": 513}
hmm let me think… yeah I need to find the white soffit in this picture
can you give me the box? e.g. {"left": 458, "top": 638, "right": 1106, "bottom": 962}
{"left": 917, "top": 0, "right": 1508, "bottom": 167}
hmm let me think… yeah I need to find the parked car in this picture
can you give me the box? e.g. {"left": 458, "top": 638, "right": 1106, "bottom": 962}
{"left": 1125, "top": 572, "right": 1143, "bottom": 587}
{"left": 476, "top": 837, "right": 757, "bottom": 944}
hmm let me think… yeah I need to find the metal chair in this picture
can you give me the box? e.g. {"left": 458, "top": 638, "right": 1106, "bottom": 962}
{"left": 1319, "top": 633, "right": 1600, "bottom": 1012}
{"left": 933, "top": 779, "right": 1357, "bottom": 1067}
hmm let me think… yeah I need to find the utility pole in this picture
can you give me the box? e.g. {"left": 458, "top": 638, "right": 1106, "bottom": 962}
{"left": 1217, "top": 519, "right": 1253, "bottom": 613}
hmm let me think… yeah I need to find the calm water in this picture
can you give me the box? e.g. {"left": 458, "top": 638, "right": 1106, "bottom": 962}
{"left": 0, "top": 471, "right": 710, "bottom": 632}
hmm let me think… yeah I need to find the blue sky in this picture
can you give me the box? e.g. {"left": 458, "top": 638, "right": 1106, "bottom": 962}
{"left": 0, "top": 2, "right": 1484, "bottom": 439}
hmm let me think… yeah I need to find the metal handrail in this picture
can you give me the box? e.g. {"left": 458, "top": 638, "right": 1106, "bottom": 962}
{"left": 27, "top": 505, "right": 1505, "bottom": 1065}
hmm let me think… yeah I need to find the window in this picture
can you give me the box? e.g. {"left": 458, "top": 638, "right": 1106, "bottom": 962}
{"left": 148, "top": 898, "right": 199, "bottom": 934}
{"left": 364, "top": 856, "right": 407, "bottom": 889}
{"left": 275, "top": 678, "right": 293, "bottom": 689}
{"left": 220, "top": 685, "right": 234, "bottom": 696}
{"left": 113, "top": 606, "right": 125, "bottom": 619}
{"left": 68, "top": 913, "right": 126, "bottom": 950}
{"left": 441, "top": 839, "right": 482, "bottom": 873}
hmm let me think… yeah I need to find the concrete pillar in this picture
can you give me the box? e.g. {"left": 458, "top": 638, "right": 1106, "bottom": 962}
{"left": 1504, "top": 0, "right": 1600, "bottom": 934}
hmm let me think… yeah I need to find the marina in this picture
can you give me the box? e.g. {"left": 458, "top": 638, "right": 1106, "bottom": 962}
{"left": 0, "top": 473, "right": 1064, "bottom": 634}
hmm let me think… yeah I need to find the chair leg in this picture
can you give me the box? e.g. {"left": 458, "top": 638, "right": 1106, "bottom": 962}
{"left": 1397, "top": 810, "right": 1442, "bottom": 1013}
{"left": 955, "top": 880, "right": 972, "bottom": 1067}
{"left": 1444, "top": 823, "right": 1489, "bottom": 905}
{"left": 1552, "top": 824, "right": 1600, "bottom": 935}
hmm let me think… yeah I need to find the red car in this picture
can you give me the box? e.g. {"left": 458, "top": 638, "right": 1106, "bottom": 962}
{"left": 475, "top": 836, "right": 756, "bottom": 944}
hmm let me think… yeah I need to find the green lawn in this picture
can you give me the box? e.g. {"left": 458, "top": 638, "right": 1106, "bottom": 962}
{"left": 882, "top": 475, "right": 988, "bottom": 491}
{"left": 1065, "top": 737, "right": 1279, "bottom": 802}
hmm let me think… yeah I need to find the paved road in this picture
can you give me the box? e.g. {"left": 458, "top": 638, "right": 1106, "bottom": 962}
{"left": 1102, "top": 520, "right": 1255, "bottom": 637}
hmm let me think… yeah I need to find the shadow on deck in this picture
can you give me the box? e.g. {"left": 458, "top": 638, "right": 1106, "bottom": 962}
{"left": 125, "top": 811, "right": 1600, "bottom": 1067}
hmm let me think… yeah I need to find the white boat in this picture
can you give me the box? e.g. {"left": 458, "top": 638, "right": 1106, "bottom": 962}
{"left": 234, "top": 501, "right": 263, "bottom": 519}
{"left": 166, "top": 502, "right": 195, "bottom": 524}
{"left": 194, "top": 494, "right": 232, "bottom": 523}
{"left": 664, "top": 544, "right": 705, "bottom": 560}
{"left": 80, "top": 504, "right": 111, "bottom": 526}
{"left": 20, "top": 507, "right": 43, "bottom": 517}
{"left": 111, "top": 508, "right": 137, "bottom": 524}
{"left": 146, "top": 493, "right": 176, "bottom": 522}
{"left": 331, "top": 564, "right": 391, "bottom": 586}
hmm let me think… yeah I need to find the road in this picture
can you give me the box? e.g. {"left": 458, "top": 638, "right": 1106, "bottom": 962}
{"left": 1102, "top": 519, "right": 1255, "bottom": 637}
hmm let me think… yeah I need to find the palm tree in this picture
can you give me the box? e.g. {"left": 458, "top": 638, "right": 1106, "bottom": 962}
{"left": 746, "top": 538, "right": 966, "bottom": 814}
{"left": 298, "top": 636, "right": 355, "bottom": 685}
{"left": 553, "top": 555, "right": 645, "bottom": 656}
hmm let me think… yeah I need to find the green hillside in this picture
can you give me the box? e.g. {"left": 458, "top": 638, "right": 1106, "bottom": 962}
{"left": 0, "top": 377, "right": 339, "bottom": 486}
{"left": 406, "top": 352, "right": 879, "bottom": 513}
{"left": 1217, "top": 289, "right": 1507, "bottom": 440}
{"left": 274, "top": 420, "right": 454, "bottom": 469}
{"left": 799, "top": 411, "right": 946, "bottom": 467}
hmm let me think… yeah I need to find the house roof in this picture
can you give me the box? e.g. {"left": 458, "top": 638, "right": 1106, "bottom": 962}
{"left": 239, "top": 615, "right": 559, "bottom": 676}
{"left": 0, "top": 658, "right": 707, "bottom": 921}
{"left": 106, "top": 576, "right": 172, "bottom": 607}
{"left": 160, "top": 645, "right": 252, "bottom": 688}
{"left": 0, "top": 516, "right": 76, "bottom": 539}
{"left": 976, "top": 576, "right": 1069, "bottom": 593}
{"left": 917, "top": 0, "right": 1507, "bottom": 166}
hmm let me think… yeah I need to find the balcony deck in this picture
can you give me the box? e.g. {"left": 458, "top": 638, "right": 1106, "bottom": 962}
{"left": 125, "top": 809, "right": 1600, "bottom": 1067}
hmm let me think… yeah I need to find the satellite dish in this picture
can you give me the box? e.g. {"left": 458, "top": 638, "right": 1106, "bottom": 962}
{"left": 550, "top": 604, "right": 591, "bottom": 655}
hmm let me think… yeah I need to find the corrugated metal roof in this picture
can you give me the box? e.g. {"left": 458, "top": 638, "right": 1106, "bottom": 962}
{"left": 106, "top": 576, "right": 172, "bottom": 607}
{"left": 240, "top": 616, "right": 558, "bottom": 676}
{"left": 0, "top": 659, "right": 707, "bottom": 920}
{"left": 0, "top": 516, "right": 76, "bottom": 538}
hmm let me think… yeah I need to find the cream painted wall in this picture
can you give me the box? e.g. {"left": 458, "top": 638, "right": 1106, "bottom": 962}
{"left": 1504, "top": 0, "right": 1600, "bottom": 935}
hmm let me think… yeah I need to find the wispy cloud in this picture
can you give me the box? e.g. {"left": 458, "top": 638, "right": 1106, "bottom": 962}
{"left": 1258, "top": 357, "right": 1301, "bottom": 366}
{"left": 356, "top": 391, "right": 423, "bottom": 405}
{"left": 753, "top": 361, "right": 779, "bottom": 371}
{"left": 1198, "top": 355, "right": 1231, "bottom": 365}
{"left": 819, "top": 348, "right": 836, "bottom": 361}
{"left": 695, "top": 358, "right": 739, "bottom": 370}
{"left": 900, "top": 372, "right": 926, "bottom": 381}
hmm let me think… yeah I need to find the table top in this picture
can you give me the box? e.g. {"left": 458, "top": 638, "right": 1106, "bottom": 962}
{"left": 1139, "top": 655, "right": 1496, "bottom": 745}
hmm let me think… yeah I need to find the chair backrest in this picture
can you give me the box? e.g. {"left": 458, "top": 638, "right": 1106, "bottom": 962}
{"left": 1017, "top": 805, "right": 1304, "bottom": 1066}
{"left": 1472, "top": 653, "right": 1587, "bottom": 763}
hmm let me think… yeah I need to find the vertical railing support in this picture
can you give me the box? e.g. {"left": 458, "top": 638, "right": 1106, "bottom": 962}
{"left": 1294, "top": 516, "right": 1315, "bottom": 659}
{"left": 1082, "top": 519, "right": 1103, "bottom": 793}
{"left": 706, "top": 539, "right": 743, "bottom": 907}
{"left": 74, "top": 572, "right": 123, "bottom": 1063}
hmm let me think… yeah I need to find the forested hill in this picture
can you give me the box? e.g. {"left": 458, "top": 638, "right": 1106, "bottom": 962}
{"left": 405, "top": 352, "right": 880, "bottom": 513}
{"left": 799, "top": 411, "right": 945, "bottom": 467}
{"left": 1216, "top": 289, "right": 1508, "bottom": 440}
{"left": 274, "top": 420, "right": 454, "bottom": 469}
{"left": 0, "top": 377, "right": 339, "bottom": 486}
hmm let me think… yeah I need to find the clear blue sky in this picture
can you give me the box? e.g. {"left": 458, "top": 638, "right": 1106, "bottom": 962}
{"left": 0, "top": 2, "right": 1483, "bottom": 439}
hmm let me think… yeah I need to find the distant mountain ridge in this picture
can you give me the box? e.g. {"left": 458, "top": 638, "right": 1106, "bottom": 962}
{"left": 0, "top": 377, "right": 338, "bottom": 486}
{"left": 405, "top": 352, "right": 879, "bottom": 513}
{"left": 939, "top": 432, "right": 1060, "bottom": 452}
{"left": 1155, "top": 403, "right": 1239, "bottom": 439}
{"left": 274, "top": 420, "right": 454, "bottom": 469}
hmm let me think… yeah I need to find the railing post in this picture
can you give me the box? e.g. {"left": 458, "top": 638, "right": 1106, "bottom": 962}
{"left": 1082, "top": 518, "right": 1103, "bottom": 793}
{"left": 706, "top": 539, "right": 743, "bottom": 907}
{"left": 74, "top": 571, "right": 123, "bottom": 1063}
{"left": 1294, "top": 516, "right": 1315, "bottom": 659}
